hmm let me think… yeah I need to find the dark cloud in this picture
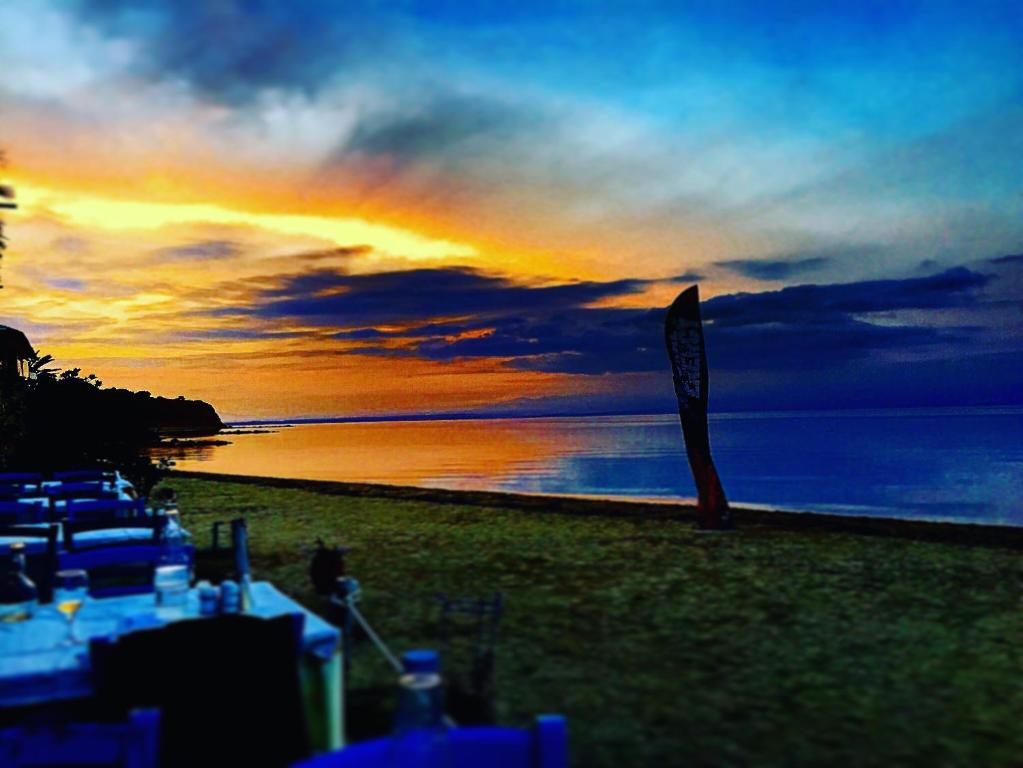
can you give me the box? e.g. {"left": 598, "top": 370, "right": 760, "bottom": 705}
{"left": 673, "top": 271, "right": 705, "bottom": 282}
{"left": 418, "top": 308, "right": 664, "bottom": 375}
{"left": 207, "top": 261, "right": 1017, "bottom": 408}
{"left": 43, "top": 277, "right": 87, "bottom": 292}
{"left": 253, "top": 267, "right": 650, "bottom": 325}
{"left": 989, "top": 253, "right": 1023, "bottom": 265}
{"left": 322, "top": 93, "right": 549, "bottom": 207}
{"left": 333, "top": 317, "right": 492, "bottom": 342}
{"left": 71, "top": 0, "right": 376, "bottom": 104}
{"left": 702, "top": 268, "right": 989, "bottom": 327}
{"left": 705, "top": 317, "right": 969, "bottom": 372}
{"left": 153, "top": 240, "right": 242, "bottom": 262}
{"left": 292, "top": 245, "right": 373, "bottom": 262}
{"left": 344, "top": 95, "right": 527, "bottom": 165}
{"left": 716, "top": 256, "right": 829, "bottom": 280}
{"left": 171, "top": 328, "right": 307, "bottom": 342}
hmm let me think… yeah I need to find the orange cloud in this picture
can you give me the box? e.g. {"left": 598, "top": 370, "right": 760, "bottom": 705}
{"left": 81, "top": 353, "right": 581, "bottom": 421}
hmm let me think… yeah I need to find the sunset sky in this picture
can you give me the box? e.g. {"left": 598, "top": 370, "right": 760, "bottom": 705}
{"left": 1, "top": 1, "right": 1021, "bottom": 421}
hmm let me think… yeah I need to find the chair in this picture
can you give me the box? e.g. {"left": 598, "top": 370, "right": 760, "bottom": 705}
{"left": 0, "top": 484, "right": 35, "bottom": 501}
{"left": 0, "top": 500, "right": 49, "bottom": 525}
{"left": 91, "top": 613, "right": 309, "bottom": 768}
{"left": 292, "top": 715, "right": 569, "bottom": 768}
{"left": 0, "top": 472, "right": 44, "bottom": 485}
{"left": 64, "top": 498, "right": 147, "bottom": 524}
{"left": 0, "top": 524, "right": 58, "bottom": 601}
{"left": 57, "top": 544, "right": 172, "bottom": 597}
{"left": 46, "top": 482, "right": 119, "bottom": 502}
{"left": 54, "top": 469, "right": 116, "bottom": 483}
{"left": 436, "top": 592, "right": 505, "bottom": 725}
{"left": 63, "top": 516, "right": 167, "bottom": 552}
{"left": 0, "top": 708, "right": 159, "bottom": 768}
{"left": 195, "top": 517, "right": 250, "bottom": 583}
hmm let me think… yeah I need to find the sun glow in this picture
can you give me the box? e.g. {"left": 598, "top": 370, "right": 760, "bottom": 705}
{"left": 15, "top": 184, "right": 478, "bottom": 262}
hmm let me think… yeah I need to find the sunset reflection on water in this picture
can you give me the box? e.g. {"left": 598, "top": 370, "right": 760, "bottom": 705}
{"left": 158, "top": 417, "right": 618, "bottom": 491}
{"left": 155, "top": 411, "right": 1023, "bottom": 525}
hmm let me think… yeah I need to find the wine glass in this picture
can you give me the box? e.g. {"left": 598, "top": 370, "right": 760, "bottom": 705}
{"left": 54, "top": 569, "right": 89, "bottom": 645}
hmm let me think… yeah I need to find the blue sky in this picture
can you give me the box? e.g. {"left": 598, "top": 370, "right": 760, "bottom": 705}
{"left": 0, "top": 1, "right": 1020, "bottom": 417}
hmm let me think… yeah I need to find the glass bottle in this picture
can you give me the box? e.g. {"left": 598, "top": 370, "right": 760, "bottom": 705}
{"left": 0, "top": 542, "right": 39, "bottom": 623}
{"left": 155, "top": 510, "right": 191, "bottom": 618}
{"left": 389, "top": 649, "right": 452, "bottom": 768}
{"left": 159, "top": 510, "right": 190, "bottom": 567}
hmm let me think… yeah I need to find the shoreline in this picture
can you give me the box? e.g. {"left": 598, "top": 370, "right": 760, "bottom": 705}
{"left": 170, "top": 469, "right": 1023, "bottom": 550}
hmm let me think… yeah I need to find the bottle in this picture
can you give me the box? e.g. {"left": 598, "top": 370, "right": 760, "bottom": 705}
{"left": 155, "top": 510, "right": 191, "bottom": 618}
{"left": 230, "top": 519, "right": 254, "bottom": 611}
{"left": 160, "top": 510, "right": 190, "bottom": 568}
{"left": 389, "top": 649, "right": 452, "bottom": 768}
{"left": 0, "top": 543, "right": 39, "bottom": 623}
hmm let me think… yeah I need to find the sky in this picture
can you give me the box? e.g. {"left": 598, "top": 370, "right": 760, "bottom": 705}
{"left": 0, "top": 0, "right": 1020, "bottom": 421}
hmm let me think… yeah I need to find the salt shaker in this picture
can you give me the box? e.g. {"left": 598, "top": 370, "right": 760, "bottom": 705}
{"left": 197, "top": 581, "right": 219, "bottom": 616}
{"left": 220, "top": 580, "right": 240, "bottom": 614}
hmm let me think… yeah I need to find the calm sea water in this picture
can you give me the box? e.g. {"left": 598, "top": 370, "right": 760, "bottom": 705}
{"left": 160, "top": 408, "right": 1023, "bottom": 526}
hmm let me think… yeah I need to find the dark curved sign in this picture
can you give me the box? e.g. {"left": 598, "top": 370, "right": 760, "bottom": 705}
{"left": 664, "top": 285, "right": 732, "bottom": 529}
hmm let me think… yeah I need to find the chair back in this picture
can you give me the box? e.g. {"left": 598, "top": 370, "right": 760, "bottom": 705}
{"left": 0, "top": 708, "right": 159, "bottom": 768}
{"left": 54, "top": 469, "right": 117, "bottom": 483}
{"left": 0, "top": 484, "right": 34, "bottom": 501}
{"left": 57, "top": 544, "right": 175, "bottom": 597}
{"left": 91, "top": 613, "right": 308, "bottom": 768}
{"left": 291, "top": 715, "right": 568, "bottom": 768}
{"left": 0, "top": 472, "right": 43, "bottom": 484}
{"left": 0, "top": 500, "right": 49, "bottom": 525}
{"left": 64, "top": 498, "right": 147, "bottom": 524}
{"left": 46, "top": 481, "right": 119, "bottom": 501}
{"left": 64, "top": 516, "right": 167, "bottom": 552}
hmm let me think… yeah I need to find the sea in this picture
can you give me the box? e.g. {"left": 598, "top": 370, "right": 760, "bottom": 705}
{"left": 158, "top": 407, "right": 1023, "bottom": 526}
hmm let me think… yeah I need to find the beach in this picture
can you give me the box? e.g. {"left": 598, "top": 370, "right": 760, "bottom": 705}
{"left": 169, "top": 471, "right": 1023, "bottom": 767}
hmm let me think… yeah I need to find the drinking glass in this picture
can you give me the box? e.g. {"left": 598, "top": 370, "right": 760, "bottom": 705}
{"left": 154, "top": 564, "right": 190, "bottom": 619}
{"left": 54, "top": 569, "right": 89, "bottom": 645}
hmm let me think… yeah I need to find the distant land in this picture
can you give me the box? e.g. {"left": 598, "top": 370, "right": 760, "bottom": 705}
{"left": 49, "top": 383, "right": 226, "bottom": 439}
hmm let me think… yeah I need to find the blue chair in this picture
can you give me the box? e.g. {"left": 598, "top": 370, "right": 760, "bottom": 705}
{"left": 58, "top": 543, "right": 190, "bottom": 597}
{"left": 46, "top": 482, "right": 120, "bottom": 502}
{"left": 0, "top": 484, "right": 36, "bottom": 501}
{"left": 64, "top": 516, "right": 167, "bottom": 552}
{"left": 293, "top": 715, "right": 568, "bottom": 768}
{"left": 0, "top": 499, "right": 49, "bottom": 525}
{"left": 92, "top": 614, "right": 307, "bottom": 767}
{"left": 64, "top": 498, "right": 147, "bottom": 523}
{"left": 54, "top": 469, "right": 116, "bottom": 483}
{"left": 0, "top": 471, "right": 43, "bottom": 484}
{"left": 0, "top": 708, "right": 159, "bottom": 768}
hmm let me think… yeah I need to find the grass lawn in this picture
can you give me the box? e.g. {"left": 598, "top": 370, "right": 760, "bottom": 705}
{"left": 168, "top": 474, "right": 1023, "bottom": 767}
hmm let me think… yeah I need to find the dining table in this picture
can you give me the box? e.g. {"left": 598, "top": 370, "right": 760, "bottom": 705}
{"left": 0, "top": 581, "right": 344, "bottom": 751}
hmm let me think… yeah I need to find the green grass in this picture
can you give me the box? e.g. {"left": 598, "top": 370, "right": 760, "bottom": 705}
{"left": 168, "top": 475, "right": 1023, "bottom": 767}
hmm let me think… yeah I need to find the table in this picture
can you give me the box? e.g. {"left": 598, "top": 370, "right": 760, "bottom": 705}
{"left": 0, "top": 581, "right": 343, "bottom": 750}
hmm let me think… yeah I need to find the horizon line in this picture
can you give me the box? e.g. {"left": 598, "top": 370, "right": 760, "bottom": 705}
{"left": 222, "top": 403, "right": 1023, "bottom": 428}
